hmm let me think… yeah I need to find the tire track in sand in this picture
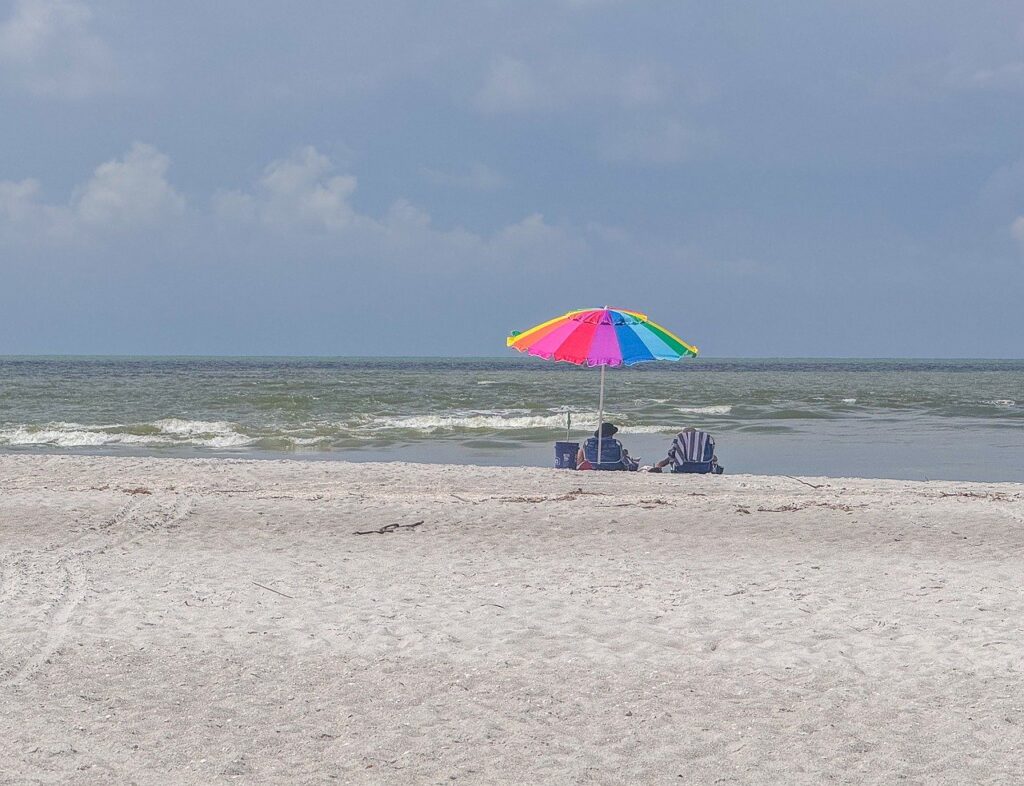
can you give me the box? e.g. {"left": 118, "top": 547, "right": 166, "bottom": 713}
{"left": 0, "top": 553, "right": 16, "bottom": 600}
{"left": 3, "top": 557, "right": 88, "bottom": 683}
{"left": 0, "top": 496, "right": 141, "bottom": 640}
{"left": 33, "top": 497, "right": 142, "bottom": 561}
{"left": 2, "top": 493, "right": 197, "bottom": 685}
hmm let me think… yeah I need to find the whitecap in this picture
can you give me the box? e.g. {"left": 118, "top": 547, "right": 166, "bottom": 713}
{"left": 192, "top": 433, "right": 255, "bottom": 448}
{"left": 618, "top": 424, "right": 680, "bottom": 434}
{"left": 0, "top": 419, "right": 254, "bottom": 449}
{"left": 364, "top": 411, "right": 689, "bottom": 435}
{"left": 0, "top": 424, "right": 173, "bottom": 448}
{"left": 153, "top": 419, "right": 254, "bottom": 447}
{"left": 370, "top": 412, "right": 600, "bottom": 432}
{"left": 676, "top": 405, "right": 733, "bottom": 416}
{"left": 154, "top": 418, "right": 239, "bottom": 436}
{"left": 841, "top": 398, "right": 857, "bottom": 404}
{"left": 290, "top": 436, "right": 332, "bottom": 446}
{"left": 982, "top": 399, "right": 1016, "bottom": 407}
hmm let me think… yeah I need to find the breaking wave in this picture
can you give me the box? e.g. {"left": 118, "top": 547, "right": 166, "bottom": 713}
{"left": 371, "top": 412, "right": 598, "bottom": 432}
{"left": 676, "top": 405, "right": 733, "bottom": 416}
{"left": 0, "top": 424, "right": 169, "bottom": 448}
{"left": 618, "top": 424, "right": 679, "bottom": 434}
{"left": 0, "top": 420, "right": 254, "bottom": 449}
{"left": 364, "top": 412, "right": 686, "bottom": 435}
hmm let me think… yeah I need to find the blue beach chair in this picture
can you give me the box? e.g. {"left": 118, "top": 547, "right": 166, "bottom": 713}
{"left": 580, "top": 435, "right": 639, "bottom": 471}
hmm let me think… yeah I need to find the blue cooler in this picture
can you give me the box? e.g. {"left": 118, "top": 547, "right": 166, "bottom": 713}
{"left": 554, "top": 441, "right": 579, "bottom": 469}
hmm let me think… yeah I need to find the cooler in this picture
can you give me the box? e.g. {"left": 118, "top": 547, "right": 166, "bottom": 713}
{"left": 554, "top": 441, "right": 579, "bottom": 469}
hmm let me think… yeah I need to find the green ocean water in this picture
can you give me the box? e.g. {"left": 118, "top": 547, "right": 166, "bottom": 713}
{"left": 1, "top": 357, "right": 1022, "bottom": 481}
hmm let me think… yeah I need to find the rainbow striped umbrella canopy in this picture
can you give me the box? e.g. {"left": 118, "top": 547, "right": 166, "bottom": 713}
{"left": 506, "top": 307, "right": 698, "bottom": 367}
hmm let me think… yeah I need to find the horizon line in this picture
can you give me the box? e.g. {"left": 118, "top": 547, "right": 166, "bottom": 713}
{"left": 1, "top": 353, "right": 1023, "bottom": 362}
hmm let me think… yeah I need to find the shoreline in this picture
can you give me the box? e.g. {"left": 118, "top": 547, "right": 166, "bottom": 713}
{"left": 2, "top": 448, "right": 1023, "bottom": 486}
{"left": 2, "top": 454, "right": 1023, "bottom": 783}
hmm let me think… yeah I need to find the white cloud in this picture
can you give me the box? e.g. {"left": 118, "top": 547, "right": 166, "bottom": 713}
{"left": 473, "top": 55, "right": 672, "bottom": 114}
{"left": 616, "top": 64, "right": 669, "bottom": 106}
{"left": 938, "top": 59, "right": 1024, "bottom": 93}
{"left": 0, "top": 178, "right": 43, "bottom": 223}
{"left": 1011, "top": 216, "right": 1024, "bottom": 248}
{"left": 210, "top": 189, "right": 256, "bottom": 224}
{"left": 216, "top": 145, "right": 584, "bottom": 268}
{"left": 597, "top": 118, "right": 703, "bottom": 165}
{"left": 491, "top": 213, "right": 569, "bottom": 256}
{"left": 421, "top": 162, "right": 507, "bottom": 191}
{"left": 585, "top": 221, "right": 631, "bottom": 244}
{"left": 474, "top": 57, "right": 546, "bottom": 113}
{"left": 0, "top": 177, "right": 73, "bottom": 239}
{"left": 384, "top": 198, "right": 432, "bottom": 230}
{"left": 215, "top": 147, "right": 362, "bottom": 232}
{"left": 0, "top": 143, "right": 184, "bottom": 242}
{"left": 73, "top": 143, "right": 184, "bottom": 229}
{"left": 968, "top": 62, "right": 1024, "bottom": 90}
{"left": 0, "top": 0, "right": 116, "bottom": 98}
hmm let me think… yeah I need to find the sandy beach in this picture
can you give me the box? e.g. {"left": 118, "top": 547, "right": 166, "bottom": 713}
{"left": 1, "top": 455, "right": 1023, "bottom": 784}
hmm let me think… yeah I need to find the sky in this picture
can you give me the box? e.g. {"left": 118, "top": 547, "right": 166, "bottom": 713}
{"left": 1, "top": 0, "right": 1023, "bottom": 357}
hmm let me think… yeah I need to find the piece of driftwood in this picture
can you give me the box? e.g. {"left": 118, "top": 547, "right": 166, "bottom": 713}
{"left": 783, "top": 475, "right": 825, "bottom": 489}
{"left": 498, "top": 487, "right": 609, "bottom": 504}
{"left": 252, "top": 581, "right": 294, "bottom": 598}
{"left": 353, "top": 520, "right": 424, "bottom": 535}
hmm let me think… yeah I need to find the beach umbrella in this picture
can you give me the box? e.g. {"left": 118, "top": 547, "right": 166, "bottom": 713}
{"left": 506, "top": 307, "right": 698, "bottom": 463}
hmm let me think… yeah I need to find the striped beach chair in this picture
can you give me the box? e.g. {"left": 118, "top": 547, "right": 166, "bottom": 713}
{"left": 667, "top": 428, "right": 723, "bottom": 474}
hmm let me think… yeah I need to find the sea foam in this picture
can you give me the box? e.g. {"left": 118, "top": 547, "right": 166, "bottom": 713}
{"left": 367, "top": 412, "right": 684, "bottom": 435}
{"left": 0, "top": 420, "right": 254, "bottom": 449}
{"left": 676, "top": 405, "right": 733, "bottom": 416}
{"left": 0, "top": 424, "right": 171, "bottom": 448}
{"left": 154, "top": 418, "right": 238, "bottom": 436}
{"left": 372, "top": 412, "right": 597, "bottom": 432}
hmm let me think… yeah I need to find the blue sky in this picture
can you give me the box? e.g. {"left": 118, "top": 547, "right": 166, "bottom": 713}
{"left": 2, "top": 0, "right": 1023, "bottom": 357}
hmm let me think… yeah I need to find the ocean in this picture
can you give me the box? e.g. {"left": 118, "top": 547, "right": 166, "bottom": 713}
{"left": 1, "top": 357, "right": 1022, "bottom": 482}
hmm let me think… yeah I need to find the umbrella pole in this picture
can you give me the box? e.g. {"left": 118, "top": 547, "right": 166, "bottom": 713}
{"left": 597, "top": 365, "right": 606, "bottom": 464}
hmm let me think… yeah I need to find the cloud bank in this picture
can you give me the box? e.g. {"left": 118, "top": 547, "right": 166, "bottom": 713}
{"left": 0, "top": 0, "right": 116, "bottom": 98}
{"left": 214, "top": 146, "right": 583, "bottom": 269}
{"left": 3, "top": 3, "right": 1024, "bottom": 355}
{"left": 0, "top": 143, "right": 183, "bottom": 242}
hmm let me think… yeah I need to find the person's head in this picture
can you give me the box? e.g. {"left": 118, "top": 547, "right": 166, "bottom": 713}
{"left": 594, "top": 422, "right": 619, "bottom": 439}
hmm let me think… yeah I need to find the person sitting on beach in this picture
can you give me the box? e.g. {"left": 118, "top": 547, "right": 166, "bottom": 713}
{"left": 577, "top": 422, "right": 639, "bottom": 471}
{"left": 648, "top": 427, "right": 724, "bottom": 474}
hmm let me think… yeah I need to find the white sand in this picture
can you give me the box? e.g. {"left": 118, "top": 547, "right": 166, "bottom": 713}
{"left": 1, "top": 455, "right": 1023, "bottom": 784}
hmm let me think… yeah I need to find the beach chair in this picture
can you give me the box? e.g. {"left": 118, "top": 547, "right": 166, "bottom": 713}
{"left": 579, "top": 436, "right": 638, "bottom": 471}
{"left": 668, "top": 429, "right": 724, "bottom": 474}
